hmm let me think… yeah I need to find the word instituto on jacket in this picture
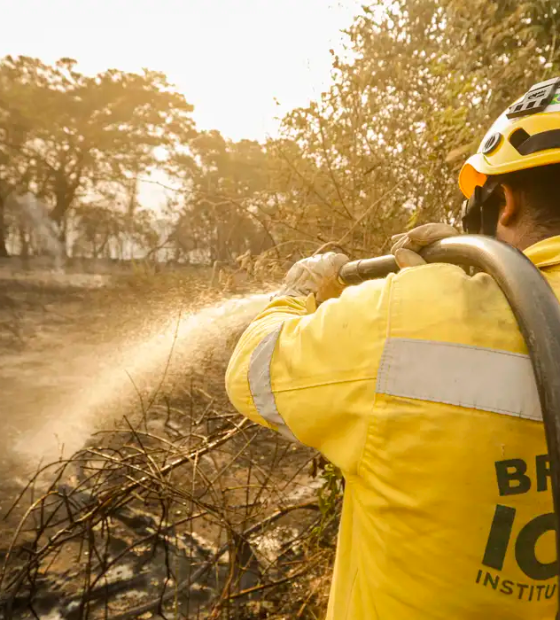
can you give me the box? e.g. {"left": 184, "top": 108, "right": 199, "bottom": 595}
{"left": 476, "top": 454, "right": 556, "bottom": 602}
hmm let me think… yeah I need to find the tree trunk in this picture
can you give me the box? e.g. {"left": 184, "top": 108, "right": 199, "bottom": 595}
{"left": 52, "top": 177, "right": 75, "bottom": 258}
{"left": 0, "top": 196, "right": 9, "bottom": 258}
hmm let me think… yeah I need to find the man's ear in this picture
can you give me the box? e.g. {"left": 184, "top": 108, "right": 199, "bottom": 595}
{"left": 498, "top": 184, "right": 520, "bottom": 227}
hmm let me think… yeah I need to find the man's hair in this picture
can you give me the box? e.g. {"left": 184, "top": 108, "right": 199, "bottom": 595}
{"left": 501, "top": 163, "right": 560, "bottom": 229}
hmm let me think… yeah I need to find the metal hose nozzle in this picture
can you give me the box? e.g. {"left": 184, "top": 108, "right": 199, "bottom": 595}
{"left": 338, "top": 254, "right": 398, "bottom": 284}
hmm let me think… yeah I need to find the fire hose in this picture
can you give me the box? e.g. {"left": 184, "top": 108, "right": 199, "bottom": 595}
{"left": 339, "top": 235, "right": 560, "bottom": 611}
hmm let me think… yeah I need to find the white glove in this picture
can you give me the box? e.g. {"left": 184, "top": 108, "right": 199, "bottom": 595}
{"left": 278, "top": 252, "right": 350, "bottom": 303}
{"left": 391, "top": 223, "right": 459, "bottom": 269}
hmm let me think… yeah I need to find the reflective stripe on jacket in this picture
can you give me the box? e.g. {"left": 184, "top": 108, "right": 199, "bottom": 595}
{"left": 226, "top": 236, "right": 560, "bottom": 620}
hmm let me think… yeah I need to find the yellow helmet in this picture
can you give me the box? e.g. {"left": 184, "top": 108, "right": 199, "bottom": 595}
{"left": 459, "top": 78, "right": 560, "bottom": 233}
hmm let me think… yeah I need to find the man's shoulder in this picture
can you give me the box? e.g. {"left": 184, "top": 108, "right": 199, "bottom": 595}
{"left": 387, "top": 263, "right": 519, "bottom": 347}
{"left": 393, "top": 262, "right": 500, "bottom": 299}
{"left": 344, "top": 262, "right": 502, "bottom": 315}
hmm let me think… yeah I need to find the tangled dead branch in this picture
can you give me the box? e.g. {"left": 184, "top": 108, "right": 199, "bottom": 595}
{"left": 0, "top": 372, "right": 340, "bottom": 620}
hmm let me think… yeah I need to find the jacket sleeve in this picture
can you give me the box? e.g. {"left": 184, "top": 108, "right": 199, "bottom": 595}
{"left": 225, "top": 277, "right": 393, "bottom": 475}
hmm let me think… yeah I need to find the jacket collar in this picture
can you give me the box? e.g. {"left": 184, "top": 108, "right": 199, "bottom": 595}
{"left": 524, "top": 235, "right": 560, "bottom": 269}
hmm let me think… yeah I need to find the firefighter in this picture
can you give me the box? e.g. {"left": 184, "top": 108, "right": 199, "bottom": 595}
{"left": 226, "top": 78, "right": 560, "bottom": 619}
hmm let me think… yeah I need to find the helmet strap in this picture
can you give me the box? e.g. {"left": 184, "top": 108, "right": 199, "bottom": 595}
{"left": 462, "top": 178, "right": 503, "bottom": 236}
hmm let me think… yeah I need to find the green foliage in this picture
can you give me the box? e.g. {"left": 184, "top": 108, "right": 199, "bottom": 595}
{"left": 309, "top": 459, "right": 344, "bottom": 545}
{"left": 317, "top": 462, "right": 343, "bottom": 519}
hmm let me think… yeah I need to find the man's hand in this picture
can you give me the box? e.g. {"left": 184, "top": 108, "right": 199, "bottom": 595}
{"left": 391, "top": 223, "right": 459, "bottom": 269}
{"left": 278, "top": 252, "right": 350, "bottom": 303}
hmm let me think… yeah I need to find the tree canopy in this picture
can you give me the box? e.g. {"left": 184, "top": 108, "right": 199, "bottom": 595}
{"left": 0, "top": 0, "right": 558, "bottom": 263}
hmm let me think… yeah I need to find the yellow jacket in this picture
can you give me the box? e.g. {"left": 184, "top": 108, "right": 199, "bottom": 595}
{"left": 226, "top": 236, "right": 560, "bottom": 620}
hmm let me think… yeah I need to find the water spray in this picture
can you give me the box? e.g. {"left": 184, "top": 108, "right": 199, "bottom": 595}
{"left": 11, "top": 292, "right": 271, "bottom": 463}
